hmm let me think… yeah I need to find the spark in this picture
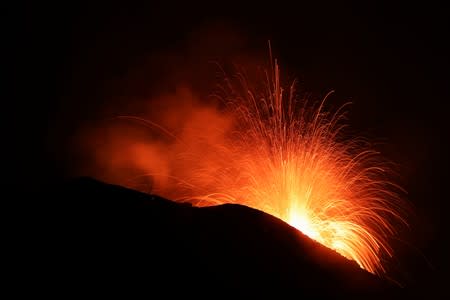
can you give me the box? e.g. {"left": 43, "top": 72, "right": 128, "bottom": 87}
{"left": 121, "top": 46, "right": 407, "bottom": 276}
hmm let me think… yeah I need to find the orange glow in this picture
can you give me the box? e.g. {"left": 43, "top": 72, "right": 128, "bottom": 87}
{"left": 95, "top": 48, "right": 407, "bottom": 276}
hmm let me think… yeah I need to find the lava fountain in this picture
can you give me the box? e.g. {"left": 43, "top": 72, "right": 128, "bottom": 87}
{"left": 116, "top": 47, "right": 407, "bottom": 276}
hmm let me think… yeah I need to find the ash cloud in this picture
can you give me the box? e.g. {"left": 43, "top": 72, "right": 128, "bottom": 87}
{"left": 68, "top": 24, "right": 267, "bottom": 197}
{"left": 76, "top": 86, "right": 234, "bottom": 196}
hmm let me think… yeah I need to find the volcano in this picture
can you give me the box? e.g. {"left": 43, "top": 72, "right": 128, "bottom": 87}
{"left": 31, "top": 177, "right": 406, "bottom": 297}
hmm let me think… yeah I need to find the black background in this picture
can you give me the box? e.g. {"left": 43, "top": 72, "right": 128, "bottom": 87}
{"left": 7, "top": 1, "right": 449, "bottom": 294}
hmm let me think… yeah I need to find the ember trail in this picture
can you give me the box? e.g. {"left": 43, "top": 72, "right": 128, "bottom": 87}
{"left": 121, "top": 49, "right": 407, "bottom": 276}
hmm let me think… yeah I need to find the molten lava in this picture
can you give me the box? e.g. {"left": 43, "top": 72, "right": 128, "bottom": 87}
{"left": 113, "top": 50, "right": 407, "bottom": 276}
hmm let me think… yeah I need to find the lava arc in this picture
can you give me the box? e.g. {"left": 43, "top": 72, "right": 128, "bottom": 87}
{"left": 118, "top": 48, "right": 407, "bottom": 276}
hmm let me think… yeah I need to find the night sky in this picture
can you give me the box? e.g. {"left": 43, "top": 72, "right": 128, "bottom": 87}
{"left": 8, "top": 1, "right": 449, "bottom": 293}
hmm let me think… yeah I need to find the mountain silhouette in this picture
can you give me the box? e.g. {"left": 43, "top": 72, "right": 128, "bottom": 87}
{"left": 30, "top": 177, "right": 404, "bottom": 297}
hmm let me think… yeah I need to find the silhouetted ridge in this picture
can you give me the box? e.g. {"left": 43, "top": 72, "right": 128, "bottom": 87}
{"left": 38, "top": 177, "right": 400, "bottom": 297}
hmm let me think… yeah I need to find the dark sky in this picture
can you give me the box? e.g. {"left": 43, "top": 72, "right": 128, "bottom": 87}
{"left": 8, "top": 1, "right": 449, "bottom": 292}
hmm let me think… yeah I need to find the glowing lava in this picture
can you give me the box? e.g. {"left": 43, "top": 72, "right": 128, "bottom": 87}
{"left": 117, "top": 48, "right": 407, "bottom": 276}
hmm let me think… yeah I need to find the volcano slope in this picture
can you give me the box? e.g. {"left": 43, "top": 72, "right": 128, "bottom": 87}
{"left": 39, "top": 177, "right": 403, "bottom": 297}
